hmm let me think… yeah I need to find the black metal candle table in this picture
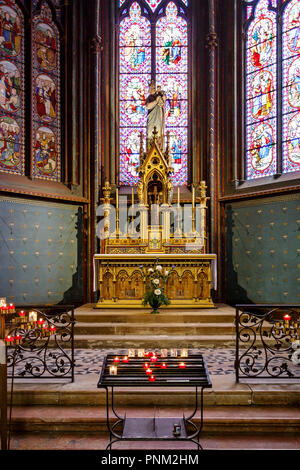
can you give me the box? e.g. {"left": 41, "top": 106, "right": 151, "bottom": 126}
{"left": 97, "top": 354, "right": 212, "bottom": 450}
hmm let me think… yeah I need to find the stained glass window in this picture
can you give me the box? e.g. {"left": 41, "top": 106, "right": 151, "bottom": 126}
{"left": 156, "top": 2, "right": 188, "bottom": 185}
{"left": 119, "top": 0, "right": 189, "bottom": 186}
{"left": 244, "top": 0, "right": 300, "bottom": 180}
{"left": 32, "top": 2, "right": 61, "bottom": 181}
{"left": 245, "top": 0, "right": 277, "bottom": 180}
{"left": 119, "top": 2, "right": 151, "bottom": 185}
{"left": 0, "top": 0, "right": 25, "bottom": 176}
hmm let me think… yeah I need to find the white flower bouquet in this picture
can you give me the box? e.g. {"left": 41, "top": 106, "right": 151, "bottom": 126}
{"left": 139, "top": 260, "right": 175, "bottom": 314}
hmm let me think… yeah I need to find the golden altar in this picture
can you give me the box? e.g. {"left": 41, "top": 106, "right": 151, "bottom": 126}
{"left": 94, "top": 132, "right": 216, "bottom": 309}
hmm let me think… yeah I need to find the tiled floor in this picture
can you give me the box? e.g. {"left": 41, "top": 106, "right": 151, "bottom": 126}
{"left": 7, "top": 347, "right": 300, "bottom": 379}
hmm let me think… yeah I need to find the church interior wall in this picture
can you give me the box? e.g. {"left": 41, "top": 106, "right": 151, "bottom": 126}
{"left": 0, "top": 195, "right": 84, "bottom": 306}
{"left": 224, "top": 193, "right": 300, "bottom": 305}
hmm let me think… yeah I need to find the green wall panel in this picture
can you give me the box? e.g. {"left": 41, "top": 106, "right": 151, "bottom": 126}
{"left": 225, "top": 194, "right": 300, "bottom": 305}
{"left": 0, "top": 196, "right": 84, "bottom": 306}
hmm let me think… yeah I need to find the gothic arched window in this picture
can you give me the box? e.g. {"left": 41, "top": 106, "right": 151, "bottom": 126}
{"left": 119, "top": 0, "right": 189, "bottom": 186}
{"left": 0, "top": 0, "right": 25, "bottom": 176}
{"left": 0, "top": 0, "right": 62, "bottom": 181}
{"left": 32, "top": 2, "right": 61, "bottom": 181}
{"left": 243, "top": 0, "right": 300, "bottom": 180}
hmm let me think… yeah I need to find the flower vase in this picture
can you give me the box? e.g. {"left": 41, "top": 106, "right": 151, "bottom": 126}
{"left": 149, "top": 299, "right": 160, "bottom": 314}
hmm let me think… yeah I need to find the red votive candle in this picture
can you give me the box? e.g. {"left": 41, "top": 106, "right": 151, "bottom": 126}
{"left": 37, "top": 319, "right": 44, "bottom": 326}
{"left": 283, "top": 314, "right": 291, "bottom": 322}
{"left": 145, "top": 368, "right": 152, "bottom": 375}
{"left": 143, "top": 362, "right": 150, "bottom": 369}
{"left": 5, "top": 335, "right": 13, "bottom": 344}
{"left": 179, "top": 362, "right": 186, "bottom": 369}
{"left": 161, "top": 363, "right": 167, "bottom": 369}
{"left": 19, "top": 311, "right": 26, "bottom": 322}
{"left": 49, "top": 326, "right": 56, "bottom": 334}
{"left": 14, "top": 334, "right": 22, "bottom": 345}
{"left": 149, "top": 375, "right": 156, "bottom": 382}
{"left": 150, "top": 355, "right": 157, "bottom": 363}
{"left": 122, "top": 356, "right": 129, "bottom": 363}
{"left": 113, "top": 356, "right": 120, "bottom": 364}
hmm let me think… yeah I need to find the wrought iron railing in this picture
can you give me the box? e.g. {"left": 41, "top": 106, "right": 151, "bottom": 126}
{"left": 235, "top": 304, "right": 300, "bottom": 382}
{"left": 5, "top": 305, "right": 75, "bottom": 382}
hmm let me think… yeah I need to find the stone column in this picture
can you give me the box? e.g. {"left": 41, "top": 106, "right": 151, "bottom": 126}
{"left": 206, "top": 0, "right": 218, "bottom": 255}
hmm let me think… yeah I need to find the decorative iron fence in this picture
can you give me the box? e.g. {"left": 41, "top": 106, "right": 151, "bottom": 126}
{"left": 235, "top": 304, "right": 300, "bottom": 382}
{"left": 5, "top": 305, "right": 75, "bottom": 382}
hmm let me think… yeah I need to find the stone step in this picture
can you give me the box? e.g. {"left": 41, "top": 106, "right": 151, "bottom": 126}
{"left": 75, "top": 310, "right": 235, "bottom": 324}
{"left": 9, "top": 405, "right": 300, "bottom": 434}
{"left": 74, "top": 334, "right": 235, "bottom": 348}
{"left": 75, "top": 304, "right": 235, "bottom": 324}
{"left": 74, "top": 322, "right": 235, "bottom": 336}
{"left": 10, "top": 373, "right": 300, "bottom": 407}
{"left": 75, "top": 311, "right": 236, "bottom": 324}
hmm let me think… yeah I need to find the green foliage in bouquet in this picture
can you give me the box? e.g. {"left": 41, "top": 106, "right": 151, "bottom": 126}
{"left": 139, "top": 260, "right": 175, "bottom": 314}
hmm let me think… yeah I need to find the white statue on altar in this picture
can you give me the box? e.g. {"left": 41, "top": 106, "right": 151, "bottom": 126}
{"left": 146, "top": 81, "right": 166, "bottom": 149}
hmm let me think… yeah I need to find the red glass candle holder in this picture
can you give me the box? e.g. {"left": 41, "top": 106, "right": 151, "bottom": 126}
{"left": 150, "top": 355, "right": 158, "bottom": 363}
{"left": 179, "top": 362, "right": 186, "bottom": 369}
{"left": 149, "top": 375, "right": 156, "bottom": 382}
{"left": 143, "top": 362, "right": 150, "bottom": 369}
{"left": 113, "top": 357, "right": 120, "bottom": 364}
{"left": 122, "top": 356, "right": 129, "bottom": 363}
{"left": 161, "top": 363, "right": 167, "bottom": 369}
{"left": 145, "top": 368, "right": 152, "bottom": 375}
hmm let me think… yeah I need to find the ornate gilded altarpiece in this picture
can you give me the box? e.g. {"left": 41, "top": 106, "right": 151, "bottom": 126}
{"left": 94, "top": 136, "right": 216, "bottom": 309}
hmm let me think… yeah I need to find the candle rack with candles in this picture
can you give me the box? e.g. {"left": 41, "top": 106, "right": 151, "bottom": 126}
{"left": 98, "top": 353, "right": 212, "bottom": 450}
{"left": 236, "top": 305, "right": 300, "bottom": 381}
{"left": 1, "top": 305, "right": 75, "bottom": 382}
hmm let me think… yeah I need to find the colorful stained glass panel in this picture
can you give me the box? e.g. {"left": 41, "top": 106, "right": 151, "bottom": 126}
{"left": 145, "top": 0, "right": 162, "bottom": 12}
{"left": 119, "top": 74, "right": 150, "bottom": 126}
{"left": 0, "top": 0, "right": 25, "bottom": 176}
{"left": 32, "top": 4, "right": 60, "bottom": 181}
{"left": 156, "top": 4, "right": 188, "bottom": 76}
{"left": 246, "top": 66, "right": 277, "bottom": 123}
{"left": 245, "top": 0, "right": 277, "bottom": 179}
{"left": 156, "top": 2, "right": 188, "bottom": 185}
{"left": 119, "top": 2, "right": 151, "bottom": 186}
{"left": 167, "top": 127, "right": 188, "bottom": 185}
{"left": 282, "top": 0, "right": 300, "bottom": 173}
{"left": 35, "top": 21, "right": 58, "bottom": 72}
{"left": 282, "top": 112, "right": 300, "bottom": 172}
{"left": 120, "top": 127, "right": 146, "bottom": 185}
{"left": 119, "top": 10, "right": 151, "bottom": 74}
{"left": 246, "top": 118, "right": 276, "bottom": 179}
